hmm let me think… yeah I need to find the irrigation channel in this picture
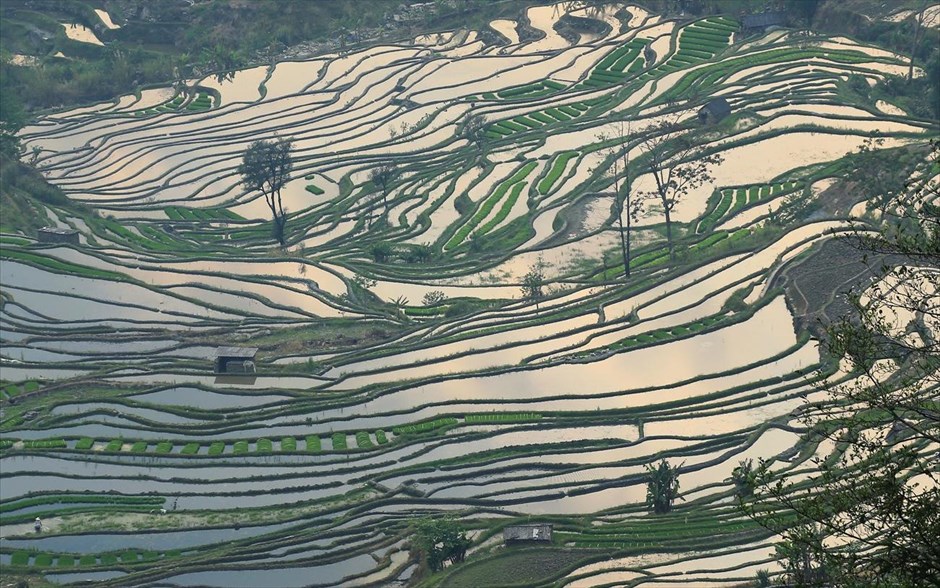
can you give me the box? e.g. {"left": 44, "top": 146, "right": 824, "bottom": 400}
{"left": 1, "top": 2, "right": 938, "bottom": 586}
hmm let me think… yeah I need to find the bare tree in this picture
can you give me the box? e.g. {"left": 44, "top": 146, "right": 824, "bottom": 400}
{"left": 599, "top": 120, "right": 643, "bottom": 279}
{"left": 637, "top": 114, "right": 723, "bottom": 261}
{"left": 238, "top": 138, "right": 293, "bottom": 246}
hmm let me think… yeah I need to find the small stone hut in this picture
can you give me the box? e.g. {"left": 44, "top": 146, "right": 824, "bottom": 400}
{"left": 698, "top": 97, "right": 731, "bottom": 124}
{"left": 37, "top": 227, "right": 80, "bottom": 245}
{"left": 215, "top": 347, "right": 258, "bottom": 374}
{"left": 503, "top": 524, "right": 553, "bottom": 544}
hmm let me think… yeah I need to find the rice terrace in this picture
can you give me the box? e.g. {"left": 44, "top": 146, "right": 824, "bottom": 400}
{"left": 0, "top": 0, "right": 938, "bottom": 586}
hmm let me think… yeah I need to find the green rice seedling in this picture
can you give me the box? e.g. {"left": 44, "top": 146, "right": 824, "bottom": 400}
{"left": 280, "top": 437, "right": 297, "bottom": 451}
{"left": 208, "top": 441, "right": 225, "bottom": 455}
{"left": 105, "top": 439, "right": 123, "bottom": 452}
{"left": 355, "top": 431, "right": 373, "bottom": 449}
{"left": 232, "top": 441, "right": 249, "bottom": 454}
{"left": 305, "top": 436, "right": 322, "bottom": 452}
{"left": 11, "top": 552, "right": 31, "bottom": 566}
{"left": 155, "top": 441, "right": 173, "bottom": 454}
{"left": 256, "top": 438, "right": 273, "bottom": 453}
{"left": 100, "top": 553, "right": 118, "bottom": 566}
{"left": 375, "top": 430, "right": 389, "bottom": 444}
{"left": 34, "top": 553, "right": 54, "bottom": 567}
{"left": 331, "top": 433, "right": 347, "bottom": 451}
{"left": 119, "top": 551, "right": 139, "bottom": 563}
{"left": 130, "top": 441, "right": 148, "bottom": 453}
{"left": 305, "top": 184, "right": 325, "bottom": 195}
{"left": 57, "top": 555, "right": 75, "bottom": 567}
{"left": 181, "top": 443, "right": 200, "bottom": 455}
{"left": 79, "top": 555, "right": 97, "bottom": 566}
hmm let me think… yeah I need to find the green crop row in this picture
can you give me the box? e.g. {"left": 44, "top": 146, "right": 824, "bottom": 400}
{"left": 464, "top": 413, "right": 542, "bottom": 423}
{"left": 164, "top": 207, "right": 242, "bottom": 222}
{"left": 2, "top": 380, "right": 39, "bottom": 398}
{"left": 393, "top": 417, "right": 459, "bottom": 435}
{"left": 473, "top": 181, "right": 526, "bottom": 238}
{"left": 8, "top": 549, "right": 179, "bottom": 569}
{"left": 538, "top": 151, "right": 579, "bottom": 195}
{"left": 446, "top": 161, "right": 538, "bottom": 249}
{"left": 0, "top": 248, "right": 126, "bottom": 282}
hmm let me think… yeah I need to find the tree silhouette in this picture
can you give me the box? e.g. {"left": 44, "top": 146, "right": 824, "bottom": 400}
{"left": 238, "top": 138, "right": 293, "bottom": 246}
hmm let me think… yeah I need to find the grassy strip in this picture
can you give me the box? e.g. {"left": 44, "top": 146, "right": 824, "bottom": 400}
{"left": 393, "top": 417, "right": 458, "bottom": 435}
{"left": 538, "top": 151, "right": 578, "bottom": 195}
{"left": 446, "top": 161, "right": 538, "bottom": 249}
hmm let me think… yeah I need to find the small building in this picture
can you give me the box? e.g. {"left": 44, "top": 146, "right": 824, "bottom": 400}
{"left": 215, "top": 347, "right": 258, "bottom": 374}
{"left": 698, "top": 97, "right": 731, "bottom": 124}
{"left": 741, "top": 12, "right": 787, "bottom": 33}
{"left": 503, "top": 524, "right": 553, "bottom": 544}
{"left": 37, "top": 227, "right": 80, "bottom": 245}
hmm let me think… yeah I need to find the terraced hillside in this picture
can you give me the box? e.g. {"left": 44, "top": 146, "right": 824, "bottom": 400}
{"left": 1, "top": 2, "right": 938, "bottom": 586}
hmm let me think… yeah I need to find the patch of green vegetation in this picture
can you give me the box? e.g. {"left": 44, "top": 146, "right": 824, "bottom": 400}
{"left": 208, "top": 441, "right": 225, "bottom": 455}
{"left": 394, "top": 417, "right": 458, "bottom": 435}
{"left": 280, "top": 437, "right": 297, "bottom": 451}
{"left": 305, "top": 435, "right": 322, "bottom": 452}
{"left": 355, "top": 431, "right": 373, "bottom": 449}
{"left": 256, "top": 438, "right": 273, "bottom": 453}
{"left": 331, "top": 432, "right": 348, "bottom": 451}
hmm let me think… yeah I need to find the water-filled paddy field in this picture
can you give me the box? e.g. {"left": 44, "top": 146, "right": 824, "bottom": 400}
{"left": 2, "top": 2, "right": 938, "bottom": 586}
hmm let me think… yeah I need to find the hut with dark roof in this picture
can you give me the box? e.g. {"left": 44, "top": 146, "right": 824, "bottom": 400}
{"left": 503, "top": 524, "right": 553, "bottom": 544}
{"left": 698, "top": 97, "right": 731, "bottom": 124}
{"left": 215, "top": 347, "right": 258, "bottom": 374}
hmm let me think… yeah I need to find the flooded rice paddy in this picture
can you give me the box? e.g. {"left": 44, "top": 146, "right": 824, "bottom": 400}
{"left": 2, "top": 2, "right": 934, "bottom": 586}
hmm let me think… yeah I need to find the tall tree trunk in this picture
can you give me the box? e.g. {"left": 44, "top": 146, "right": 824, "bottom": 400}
{"left": 663, "top": 203, "right": 673, "bottom": 261}
{"left": 909, "top": 0, "right": 929, "bottom": 82}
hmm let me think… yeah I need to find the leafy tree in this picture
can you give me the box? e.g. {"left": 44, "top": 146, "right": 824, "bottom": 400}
{"left": 741, "top": 141, "right": 940, "bottom": 586}
{"left": 412, "top": 516, "right": 471, "bottom": 573}
{"left": 730, "top": 458, "right": 756, "bottom": 498}
{"left": 0, "top": 90, "right": 26, "bottom": 159}
{"left": 369, "top": 163, "right": 398, "bottom": 215}
{"left": 369, "top": 241, "right": 393, "bottom": 263}
{"left": 463, "top": 114, "right": 487, "bottom": 155}
{"left": 422, "top": 290, "right": 447, "bottom": 307}
{"left": 238, "top": 138, "right": 293, "bottom": 246}
{"left": 637, "top": 113, "right": 723, "bottom": 261}
{"left": 645, "top": 459, "right": 682, "bottom": 514}
{"left": 521, "top": 258, "right": 547, "bottom": 310}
